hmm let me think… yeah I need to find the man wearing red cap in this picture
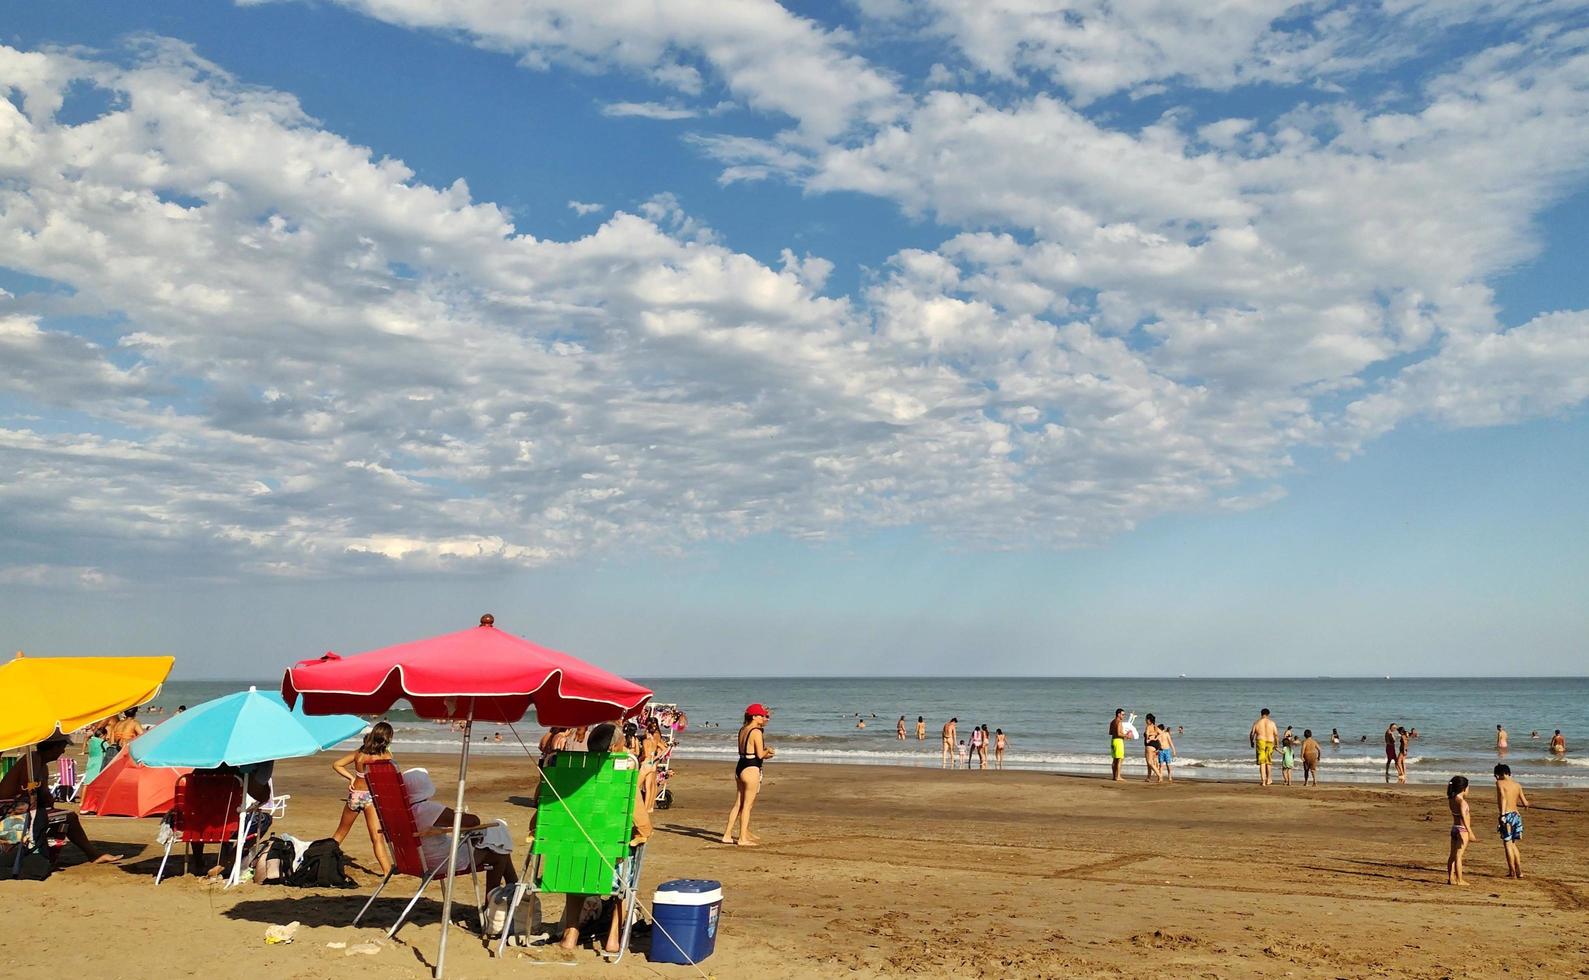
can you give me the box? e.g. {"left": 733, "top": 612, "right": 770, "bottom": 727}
{"left": 722, "top": 704, "right": 774, "bottom": 845}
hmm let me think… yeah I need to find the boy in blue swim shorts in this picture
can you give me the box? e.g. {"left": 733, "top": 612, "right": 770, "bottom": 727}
{"left": 1493, "top": 764, "right": 1530, "bottom": 878}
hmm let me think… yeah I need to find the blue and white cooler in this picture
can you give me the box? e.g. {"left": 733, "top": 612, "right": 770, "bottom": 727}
{"left": 649, "top": 878, "right": 722, "bottom": 964}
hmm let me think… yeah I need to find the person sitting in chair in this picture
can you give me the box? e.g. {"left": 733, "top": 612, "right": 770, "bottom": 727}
{"left": 557, "top": 721, "right": 652, "bottom": 953}
{"left": 0, "top": 734, "right": 117, "bottom": 869}
{"left": 402, "top": 768, "right": 518, "bottom": 893}
{"left": 189, "top": 762, "right": 275, "bottom": 877}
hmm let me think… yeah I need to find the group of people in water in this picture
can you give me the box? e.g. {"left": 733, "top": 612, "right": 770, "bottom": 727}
{"left": 930, "top": 717, "right": 1007, "bottom": 769}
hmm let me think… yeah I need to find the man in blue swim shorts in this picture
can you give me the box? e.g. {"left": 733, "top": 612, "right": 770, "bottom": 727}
{"left": 1493, "top": 764, "right": 1530, "bottom": 878}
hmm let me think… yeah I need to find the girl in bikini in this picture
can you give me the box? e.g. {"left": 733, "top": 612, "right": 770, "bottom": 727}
{"left": 722, "top": 704, "right": 774, "bottom": 846}
{"left": 331, "top": 721, "right": 394, "bottom": 874}
{"left": 1446, "top": 775, "right": 1472, "bottom": 885}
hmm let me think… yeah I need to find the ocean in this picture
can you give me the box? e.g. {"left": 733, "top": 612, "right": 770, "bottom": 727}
{"left": 145, "top": 676, "right": 1589, "bottom": 787}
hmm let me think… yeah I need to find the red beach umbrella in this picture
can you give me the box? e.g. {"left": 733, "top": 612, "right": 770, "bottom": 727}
{"left": 282, "top": 616, "right": 650, "bottom": 979}
{"left": 281, "top": 618, "right": 651, "bottom": 727}
{"left": 79, "top": 751, "right": 190, "bottom": 817}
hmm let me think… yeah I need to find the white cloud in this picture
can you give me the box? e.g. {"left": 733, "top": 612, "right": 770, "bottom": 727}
{"left": 3, "top": 14, "right": 1589, "bottom": 586}
{"left": 600, "top": 101, "right": 698, "bottom": 120}
{"left": 267, "top": 0, "right": 902, "bottom": 140}
{"left": 567, "top": 200, "right": 604, "bottom": 216}
{"left": 880, "top": 0, "right": 1589, "bottom": 103}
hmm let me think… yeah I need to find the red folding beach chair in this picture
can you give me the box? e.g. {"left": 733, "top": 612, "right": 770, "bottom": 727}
{"left": 155, "top": 772, "right": 243, "bottom": 884}
{"left": 353, "top": 761, "right": 486, "bottom": 938}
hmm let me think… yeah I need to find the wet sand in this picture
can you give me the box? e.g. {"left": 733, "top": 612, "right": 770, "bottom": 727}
{"left": 3, "top": 755, "right": 1586, "bottom": 978}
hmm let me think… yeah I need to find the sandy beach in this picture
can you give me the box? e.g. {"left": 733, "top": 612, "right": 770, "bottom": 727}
{"left": 4, "top": 755, "right": 1587, "bottom": 978}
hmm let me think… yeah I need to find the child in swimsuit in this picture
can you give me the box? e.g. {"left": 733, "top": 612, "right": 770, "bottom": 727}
{"left": 1447, "top": 775, "right": 1472, "bottom": 885}
{"left": 1279, "top": 736, "right": 1295, "bottom": 786}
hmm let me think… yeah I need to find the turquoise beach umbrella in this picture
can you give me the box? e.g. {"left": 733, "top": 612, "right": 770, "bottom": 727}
{"left": 130, "top": 686, "right": 365, "bottom": 769}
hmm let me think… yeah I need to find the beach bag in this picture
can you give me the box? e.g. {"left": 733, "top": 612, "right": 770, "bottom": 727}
{"left": 283, "top": 838, "right": 355, "bottom": 888}
{"left": 253, "top": 836, "right": 299, "bottom": 885}
{"left": 484, "top": 885, "right": 543, "bottom": 944}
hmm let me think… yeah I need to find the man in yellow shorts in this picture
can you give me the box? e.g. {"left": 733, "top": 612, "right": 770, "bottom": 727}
{"left": 1249, "top": 708, "right": 1279, "bottom": 787}
{"left": 1109, "top": 708, "right": 1128, "bottom": 782}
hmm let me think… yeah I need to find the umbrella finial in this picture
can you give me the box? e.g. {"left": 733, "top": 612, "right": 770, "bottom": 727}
{"left": 479, "top": 613, "right": 495, "bottom": 628}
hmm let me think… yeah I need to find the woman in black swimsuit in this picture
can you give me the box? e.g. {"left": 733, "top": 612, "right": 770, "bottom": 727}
{"left": 722, "top": 703, "right": 773, "bottom": 846}
{"left": 1143, "top": 713, "right": 1163, "bottom": 782}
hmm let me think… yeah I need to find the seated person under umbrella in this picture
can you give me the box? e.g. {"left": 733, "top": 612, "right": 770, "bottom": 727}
{"left": 557, "top": 721, "right": 652, "bottom": 953}
{"left": 0, "top": 734, "right": 118, "bottom": 868}
{"left": 189, "top": 761, "right": 275, "bottom": 876}
{"left": 402, "top": 768, "right": 518, "bottom": 893}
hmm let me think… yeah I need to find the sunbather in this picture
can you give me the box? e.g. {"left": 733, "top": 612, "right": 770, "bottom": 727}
{"left": 0, "top": 735, "right": 117, "bottom": 868}
{"left": 557, "top": 722, "right": 652, "bottom": 953}
{"left": 188, "top": 762, "right": 275, "bottom": 876}
{"left": 401, "top": 768, "right": 517, "bottom": 892}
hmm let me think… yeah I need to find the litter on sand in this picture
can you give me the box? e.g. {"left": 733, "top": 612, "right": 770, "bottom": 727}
{"left": 264, "top": 922, "right": 300, "bottom": 945}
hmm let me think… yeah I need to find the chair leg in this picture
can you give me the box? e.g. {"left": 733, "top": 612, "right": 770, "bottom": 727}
{"left": 155, "top": 840, "right": 175, "bottom": 885}
{"left": 388, "top": 864, "right": 447, "bottom": 939}
{"left": 493, "top": 850, "right": 541, "bottom": 958}
{"left": 605, "top": 846, "right": 646, "bottom": 964}
{"left": 354, "top": 866, "right": 399, "bottom": 926}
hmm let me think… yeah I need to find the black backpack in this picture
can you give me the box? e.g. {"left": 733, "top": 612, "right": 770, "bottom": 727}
{"left": 284, "top": 837, "right": 355, "bottom": 888}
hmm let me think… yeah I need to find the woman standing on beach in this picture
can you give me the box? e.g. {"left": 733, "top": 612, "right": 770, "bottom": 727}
{"left": 1142, "top": 714, "right": 1163, "bottom": 782}
{"left": 640, "top": 717, "right": 667, "bottom": 811}
{"left": 994, "top": 729, "right": 1007, "bottom": 770}
{"left": 330, "top": 721, "right": 394, "bottom": 875}
{"left": 969, "top": 724, "right": 986, "bottom": 769}
{"left": 723, "top": 704, "right": 774, "bottom": 846}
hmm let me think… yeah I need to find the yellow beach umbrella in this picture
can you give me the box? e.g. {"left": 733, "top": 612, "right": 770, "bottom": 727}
{"left": 0, "top": 651, "right": 175, "bottom": 752}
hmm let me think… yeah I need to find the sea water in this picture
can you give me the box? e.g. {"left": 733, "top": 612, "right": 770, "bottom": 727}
{"left": 147, "top": 677, "right": 1589, "bottom": 787}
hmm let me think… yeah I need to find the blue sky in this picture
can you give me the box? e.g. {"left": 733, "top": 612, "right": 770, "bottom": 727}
{"left": 1, "top": 1, "right": 1586, "bottom": 677}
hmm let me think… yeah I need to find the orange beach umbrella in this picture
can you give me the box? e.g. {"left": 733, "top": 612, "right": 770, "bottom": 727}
{"left": 79, "top": 751, "right": 190, "bottom": 817}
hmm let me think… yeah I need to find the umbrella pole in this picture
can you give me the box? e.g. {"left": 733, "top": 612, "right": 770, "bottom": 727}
{"left": 227, "top": 764, "right": 251, "bottom": 887}
{"left": 434, "top": 703, "right": 474, "bottom": 980}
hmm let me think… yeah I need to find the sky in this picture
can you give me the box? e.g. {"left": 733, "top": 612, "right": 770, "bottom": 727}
{"left": 1, "top": 1, "right": 1586, "bottom": 678}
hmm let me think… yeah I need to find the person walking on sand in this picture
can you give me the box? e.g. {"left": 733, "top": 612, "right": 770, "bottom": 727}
{"left": 330, "top": 721, "right": 395, "bottom": 874}
{"left": 896, "top": 716, "right": 906, "bottom": 740}
{"left": 1157, "top": 721, "right": 1176, "bottom": 782}
{"left": 1108, "top": 708, "right": 1128, "bottom": 782}
{"left": 915, "top": 716, "right": 926, "bottom": 741}
{"left": 994, "top": 728, "right": 1007, "bottom": 770}
{"left": 1550, "top": 730, "right": 1566, "bottom": 755}
{"left": 1250, "top": 709, "right": 1278, "bottom": 786}
{"left": 1384, "top": 723, "right": 1399, "bottom": 782}
{"left": 1447, "top": 776, "right": 1473, "bottom": 886}
{"left": 1496, "top": 724, "right": 1508, "bottom": 753}
{"left": 942, "top": 717, "right": 958, "bottom": 769}
{"left": 1395, "top": 727, "right": 1410, "bottom": 783}
{"left": 969, "top": 724, "right": 986, "bottom": 769}
{"left": 1279, "top": 732, "right": 1295, "bottom": 786}
{"left": 723, "top": 704, "right": 774, "bottom": 846}
{"left": 1493, "top": 764, "right": 1529, "bottom": 878}
{"left": 1301, "top": 729, "right": 1321, "bottom": 786}
{"left": 1142, "top": 714, "right": 1163, "bottom": 783}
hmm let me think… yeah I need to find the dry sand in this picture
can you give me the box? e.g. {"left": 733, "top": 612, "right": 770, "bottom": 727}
{"left": 4, "top": 754, "right": 1587, "bottom": 978}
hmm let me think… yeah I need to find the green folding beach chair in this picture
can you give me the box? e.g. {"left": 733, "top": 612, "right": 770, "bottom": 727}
{"left": 493, "top": 751, "right": 646, "bottom": 963}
